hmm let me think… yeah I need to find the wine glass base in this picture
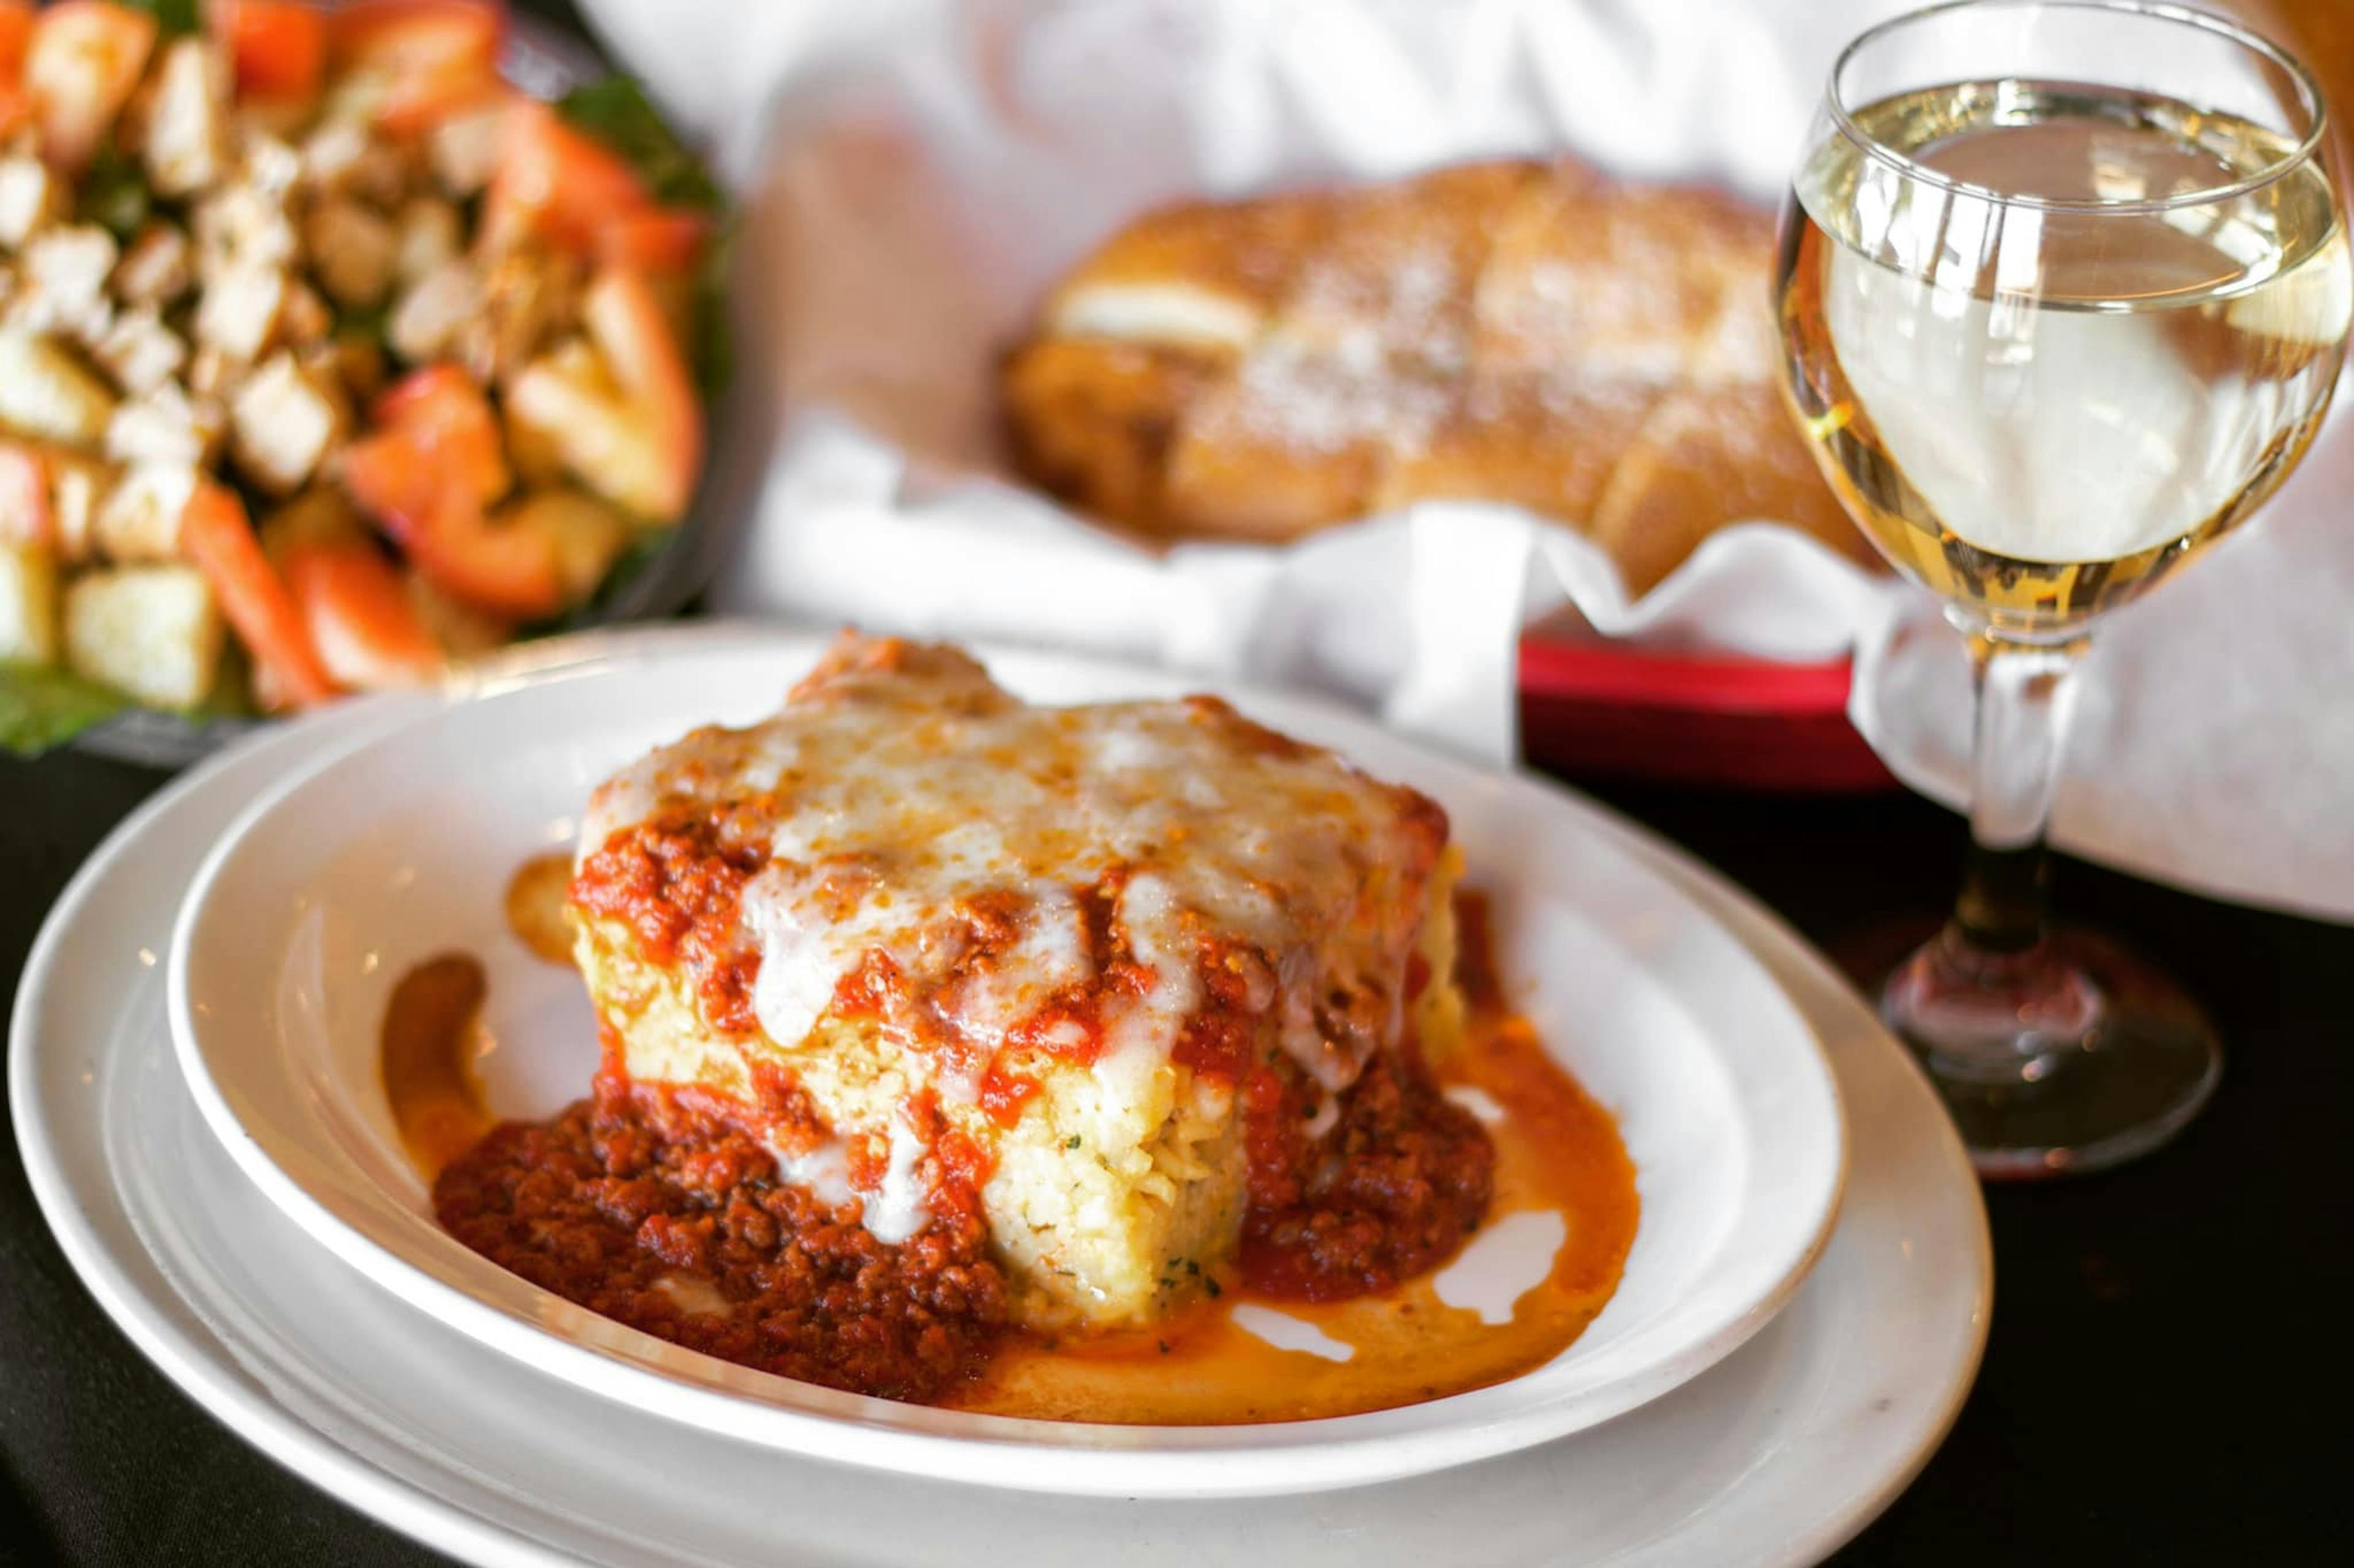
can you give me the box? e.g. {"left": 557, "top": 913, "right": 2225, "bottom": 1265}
{"left": 1869, "top": 926, "right": 2222, "bottom": 1181}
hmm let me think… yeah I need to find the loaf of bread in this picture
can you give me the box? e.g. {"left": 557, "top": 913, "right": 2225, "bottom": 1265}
{"left": 1002, "top": 160, "right": 1877, "bottom": 593}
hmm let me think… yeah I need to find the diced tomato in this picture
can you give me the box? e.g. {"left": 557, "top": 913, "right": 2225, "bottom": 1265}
{"left": 180, "top": 482, "right": 338, "bottom": 709}
{"left": 401, "top": 503, "right": 563, "bottom": 619}
{"left": 25, "top": 1, "right": 157, "bottom": 172}
{"left": 599, "top": 206, "right": 709, "bottom": 276}
{"left": 346, "top": 435, "right": 562, "bottom": 618}
{"left": 331, "top": 0, "right": 503, "bottom": 134}
{"left": 0, "top": 441, "right": 50, "bottom": 549}
{"left": 584, "top": 265, "right": 701, "bottom": 522}
{"left": 0, "top": 3, "right": 31, "bottom": 77}
{"left": 284, "top": 539, "right": 444, "bottom": 690}
{"left": 483, "top": 101, "right": 651, "bottom": 257}
{"left": 344, "top": 371, "right": 559, "bottom": 618}
{"left": 0, "top": 3, "right": 33, "bottom": 135}
{"left": 370, "top": 365, "right": 512, "bottom": 505}
{"left": 483, "top": 101, "right": 710, "bottom": 278}
{"left": 212, "top": 0, "right": 327, "bottom": 110}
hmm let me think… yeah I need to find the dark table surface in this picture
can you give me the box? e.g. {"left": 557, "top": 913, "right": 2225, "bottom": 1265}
{"left": 4, "top": 738, "right": 2347, "bottom": 1567}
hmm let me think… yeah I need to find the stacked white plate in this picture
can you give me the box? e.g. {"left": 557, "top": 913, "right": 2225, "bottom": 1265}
{"left": 11, "top": 626, "right": 1989, "bottom": 1566}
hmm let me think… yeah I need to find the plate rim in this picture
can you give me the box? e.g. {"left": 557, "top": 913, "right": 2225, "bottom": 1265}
{"left": 9, "top": 664, "right": 1990, "bottom": 1565}
{"left": 159, "top": 627, "right": 1848, "bottom": 1496}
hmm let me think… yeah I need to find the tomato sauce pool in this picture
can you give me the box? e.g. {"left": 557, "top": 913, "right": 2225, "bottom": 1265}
{"left": 385, "top": 870, "right": 1639, "bottom": 1422}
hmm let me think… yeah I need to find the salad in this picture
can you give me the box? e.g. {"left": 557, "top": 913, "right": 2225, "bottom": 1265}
{"left": 0, "top": 0, "right": 724, "bottom": 753}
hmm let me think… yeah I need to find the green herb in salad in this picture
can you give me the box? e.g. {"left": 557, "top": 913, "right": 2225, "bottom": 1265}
{"left": 557, "top": 77, "right": 726, "bottom": 215}
{"left": 123, "top": 0, "right": 202, "bottom": 39}
{"left": 682, "top": 224, "right": 733, "bottom": 398}
{"left": 78, "top": 145, "right": 152, "bottom": 240}
{"left": 0, "top": 662, "right": 132, "bottom": 757}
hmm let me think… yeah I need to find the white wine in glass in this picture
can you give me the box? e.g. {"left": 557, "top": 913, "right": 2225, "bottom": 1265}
{"left": 1775, "top": 1, "right": 2352, "bottom": 1176}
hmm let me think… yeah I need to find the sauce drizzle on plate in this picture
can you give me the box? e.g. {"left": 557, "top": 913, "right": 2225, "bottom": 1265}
{"left": 379, "top": 954, "right": 495, "bottom": 1178}
{"left": 504, "top": 851, "right": 578, "bottom": 966}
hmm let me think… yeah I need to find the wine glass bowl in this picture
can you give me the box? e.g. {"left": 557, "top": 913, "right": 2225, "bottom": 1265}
{"left": 1773, "top": 0, "right": 2352, "bottom": 1176}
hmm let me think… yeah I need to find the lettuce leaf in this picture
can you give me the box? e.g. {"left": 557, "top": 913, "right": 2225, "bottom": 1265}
{"left": 0, "top": 663, "right": 132, "bottom": 758}
{"left": 124, "top": 0, "right": 200, "bottom": 37}
{"left": 556, "top": 75, "right": 725, "bottom": 215}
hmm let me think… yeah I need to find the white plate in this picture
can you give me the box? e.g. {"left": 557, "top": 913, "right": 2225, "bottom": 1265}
{"left": 10, "top": 657, "right": 1990, "bottom": 1566}
{"left": 164, "top": 630, "right": 1845, "bottom": 1498}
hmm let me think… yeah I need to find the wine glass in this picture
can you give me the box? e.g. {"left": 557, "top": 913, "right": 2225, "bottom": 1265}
{"left": 1774, "top": 0, "right": 2352, "bottom": 1176}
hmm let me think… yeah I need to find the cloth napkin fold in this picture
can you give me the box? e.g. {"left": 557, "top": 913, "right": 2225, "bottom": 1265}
{"left": 585, "top": 0, "right": 2354, "bottom": 923}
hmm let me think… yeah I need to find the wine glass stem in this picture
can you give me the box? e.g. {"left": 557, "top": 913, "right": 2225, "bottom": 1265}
{"left": 1953, "top": 630, "right": 2082, "bottom": 954}
{"left": 1885, "top": 626, "right": 2104, "bottom": 1083}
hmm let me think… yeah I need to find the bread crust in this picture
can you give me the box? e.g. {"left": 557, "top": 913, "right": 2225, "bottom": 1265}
{"left": 1004, "top": 159, "right": 1874, "bottom": 588}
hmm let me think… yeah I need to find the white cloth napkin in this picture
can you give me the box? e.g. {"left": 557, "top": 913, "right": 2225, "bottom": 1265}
{"left": 582, "top": 0, "right": 2354, "bottom": 923}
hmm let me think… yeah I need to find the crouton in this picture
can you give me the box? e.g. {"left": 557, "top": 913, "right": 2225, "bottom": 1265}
{"left": 91, "top": 308, "right": 188, "bottom": 397}
{"left": 243, "top": 131, "right": 304, "bottom": 204}
{"left": 114, "top": 222, "right": 194, "bottom": 307}
{"left": 387, "top": 257, "right": 481, "bottom": 363}
{"left": 506, "top": 339, "right": 677, "bottom": 523}
{"left": 194, "top": 264, "right": 287, "bottom": 362}
{"left": 0, "top": 541, "right": 59, "bottom": 664}
{"left": 305, "top": 198, "right": 398, "bottom": 308}
{"left": 464, "top": 246, "right": 581, "bottom": 383}
{"left": 64, "top": 565, "right": 224, "bottom": 707}
{"left": 193, "top": 185, "right": 298, "bottom": 280}
{"left": 297, "top": 120, "right": 370, "bottom": 191}
{"left": 429, "top": 101, "right": 511, "bottom": 199}
{"left": 510, "top": 487, "right": 635, "bottom": 604}
{"left": 0, "top": 329, "right": 118, "bottom": 446}
{"left": 10, "top": 224, "right": 119, "bottom": 343}
{"left": 44, "top": 447, "right": 113, "bottom": 563}
{"left": 105, "top": 386, "right": 224, "bottom": 468}
{"left": 392, "top": 196, "right": 460, "bottom": 287}
{"left": 230, "top": 351, "right": 346, "bottom": 495}
{"left": 92, "top": 461, "right": 199, "bottom": 560}
{"left": 0, "top": 156, "right": 64, "bottom": 249}
{"left": 142, "top": 37, "right": 230, "bottom": 199}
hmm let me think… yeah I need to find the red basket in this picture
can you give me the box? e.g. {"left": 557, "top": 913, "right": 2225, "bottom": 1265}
{"left": 1517, "top": 634, "right": 1896, "bottom": 793}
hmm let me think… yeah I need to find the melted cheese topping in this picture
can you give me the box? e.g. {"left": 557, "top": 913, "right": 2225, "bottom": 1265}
{"left": 581, "top": 641, "right": 1448, "bottom": 1127}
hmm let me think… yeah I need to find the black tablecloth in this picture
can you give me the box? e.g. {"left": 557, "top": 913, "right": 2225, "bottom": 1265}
{"left": 4, "top": 739, "right": 2346, "bottom": 1567}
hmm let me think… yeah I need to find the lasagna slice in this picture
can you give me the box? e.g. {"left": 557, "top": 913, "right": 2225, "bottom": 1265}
{"left": 569, "top": 634, "right": 1466, "bottom": 1328}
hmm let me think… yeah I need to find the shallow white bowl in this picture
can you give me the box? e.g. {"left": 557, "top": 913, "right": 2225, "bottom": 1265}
{"left": 167, "top": 629, "right": 1844, "bottom": 1498}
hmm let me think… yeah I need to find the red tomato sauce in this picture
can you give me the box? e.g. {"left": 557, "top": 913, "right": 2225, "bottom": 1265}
{"left": 570, "top": 805, "right": 769, "bottom": 1036}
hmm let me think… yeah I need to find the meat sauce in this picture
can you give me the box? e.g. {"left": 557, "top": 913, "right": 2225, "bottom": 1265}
{"left": 1238, "top": 1050, "right": 1493, "bottom": 1301}
{"left": 407, "top": 864, "right": 1636, "bottom": 1420}
{"left": 435, "top": 1070, "right": 1010, "bottom": 1404}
